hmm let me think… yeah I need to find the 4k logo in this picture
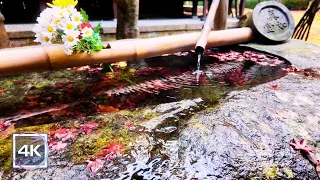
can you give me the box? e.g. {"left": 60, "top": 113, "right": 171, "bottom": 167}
{"left": 13, "top": 133, "right": 49, "bottom": 169}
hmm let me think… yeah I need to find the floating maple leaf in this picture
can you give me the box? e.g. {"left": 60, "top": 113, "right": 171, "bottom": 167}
{"left": 54, "top": 82, "right": 64, "bottom": 88}
{"left": 50, "top": 141, "right": 68, "bottom": 151}
{"left": 65, "top": 83, "right": 74, "bottom": 89}
{"left": 290, "top": 137, "right": 314, "bottom": 154}
{"left": 86, "top": 158, "right": 104, "bottom": 177}
{"left": 79, "top": 122, "right": 98, "bottom": 135}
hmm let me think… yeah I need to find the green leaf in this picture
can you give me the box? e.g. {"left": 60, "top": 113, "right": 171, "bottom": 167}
{"left": 94, "top": 22, "right": 102, "bottom": 34}
{"left": 80, "top": 8, "right": 89, "bottom": 22}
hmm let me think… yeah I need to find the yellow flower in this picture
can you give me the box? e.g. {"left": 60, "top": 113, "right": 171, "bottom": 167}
{"left": 47, "top": 0, "right": 78, "bottom": 8}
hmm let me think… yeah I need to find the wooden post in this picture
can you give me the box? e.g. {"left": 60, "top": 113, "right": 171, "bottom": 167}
{"left": 115, "top": 0, "right": 140, "bottom": 39}
{"left": 113, "top": 0, "right": 117, "bottom": 21}
{"left": 202, "top": 0, "right": 209, "bottom": 19}
{"left": 0, "top": 10, "right": 9, "bottom": 49}
{"left": 39, "top": 0, "right": 47, "bottom": 11}
{"left": 214, "top": 0, "right": 228, "bottom": 30}
{"left": 192, "top": 0, "right": 198, "bottom": 18}
{"left": 239, "top": 0, "right": 246, "bottom": 17}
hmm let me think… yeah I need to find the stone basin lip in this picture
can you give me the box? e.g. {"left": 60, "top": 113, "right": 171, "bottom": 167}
{"left": 242, "top": 39, "right": 320, "bottom": 69}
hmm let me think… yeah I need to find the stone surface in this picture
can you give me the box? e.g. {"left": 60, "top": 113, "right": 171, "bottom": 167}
{"left": 178, "top": 74, "right": 320, "bottom": 179}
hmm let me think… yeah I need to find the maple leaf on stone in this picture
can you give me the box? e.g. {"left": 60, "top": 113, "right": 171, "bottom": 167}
{"left": 0, "top": 121, "right": 11, "bottom": 131}
{"left": 86, "top": 158, "right": 104, "bottom": 177}
{"left": 98, "top": 142, "right": 125, "bottom": 161}
{"left": 61, "top": 128, "right": 78, "bottom": 141}
{"left": 101, "top": 142, "right": 125, "bottom": 156}
{"left": 50, "top": 141, "right": 68, "bottom": 151}
{"left": 290, "top": 137, "right": 314, "bottom": 154}
{"left": 54, "top": 128, "right": 69, "bottom": 139}
{"left": 79, "top": 122, "right": 98, "bottom": 135}
{"left": 270, "top": 84, "right": 279, "bottom": 90}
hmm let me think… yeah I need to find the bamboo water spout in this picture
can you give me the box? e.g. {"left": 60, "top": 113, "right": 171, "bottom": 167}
{"left": 0, "top": 1, "right": 294, "bottom": 77}
{"left": 195, "top": 0, "right": 220, "bottom": 54}
{"left": 0, "top": 28, "right": 253, "bottom": 77}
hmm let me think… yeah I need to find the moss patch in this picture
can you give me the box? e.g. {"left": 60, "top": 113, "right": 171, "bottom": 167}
{"left": 263, "top": 165, "right": 279, "bottom": 179}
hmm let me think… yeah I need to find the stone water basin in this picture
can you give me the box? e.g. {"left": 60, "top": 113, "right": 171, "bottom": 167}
{"left": 0, "top": 40, "right": 320, "bottom": 179}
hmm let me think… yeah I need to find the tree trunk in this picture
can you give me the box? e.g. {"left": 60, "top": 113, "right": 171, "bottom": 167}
{"left": 115, "top": 0, "right": 140, "bottom": 40}
{"left": 0, "top": 11, "right": 10, "bottom": 49}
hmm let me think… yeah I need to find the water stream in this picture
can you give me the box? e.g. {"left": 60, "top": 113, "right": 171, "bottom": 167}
{"left": 192, "top": 53, "right": 203, "bottom": 83}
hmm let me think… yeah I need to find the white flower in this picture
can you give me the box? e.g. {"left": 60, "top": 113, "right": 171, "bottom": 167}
{"left": 81, "top": 27, "right": 93, "bottom": 38}
{"left": 63, "top": 46, "right": 73, "bottom": 55}
{"left": 61, "top": 19, "right": 77, "bottom": 31}
{"left": 39, "top": 8, "right": 53, "bottom": 21}
{"left": 71, "top": 11, "right": 83, "bottom": 25}
{"left": 35, "top": 33, "right": 53, "bottom": 45}
{"left": 62, "top": 30, "right": 80, "bottom": 46}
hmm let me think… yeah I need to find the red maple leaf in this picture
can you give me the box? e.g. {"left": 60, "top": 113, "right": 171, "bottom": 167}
{"left": 54, "top": 82, "right": 64, "bottom": 88}
{"left": 53, "top": 128, "right": 78, "bottom": 141}
{"left": 50, "top": 141, "right": 68, "bottom": 151}
{"left": 14, "top": 80, "right": 24, "bottom": 85}
{"left": 65, "top": 83, "right": 74, "bottom": 89}
{"left": 290, "top": 137, "right": 314, "bottom": 153}
{"left": 61, "top": 128, "right": 78, "bottom": 141}
{"left": 54, "top": 128, "right": 68, "bottom": 139}
{"left": 0, "top": 89, "right": 4, "bottom": 94}
{"left": 97, "top": 105, "right": 119, "bottom": 113}
{"left": 79, "top": 122, "right": 98, "bottom": 135}
{"left": 86, "top": 158, "right": 104, "bottom": 177}
{"left": 98, "top": 142, "right": 125, "bottom": 160}
{"left": 26, "top": 100, "right": 39, "bottom": 107}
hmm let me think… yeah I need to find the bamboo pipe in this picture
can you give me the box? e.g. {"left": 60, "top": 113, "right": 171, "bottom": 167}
{"left": 0, "top": 28, "right": 254, "bottom": 77}
{"left": 195, "top": 0, "right": 220, "bottom": 54}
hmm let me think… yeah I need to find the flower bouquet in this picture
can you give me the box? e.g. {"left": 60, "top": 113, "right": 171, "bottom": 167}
{"left": 33, "top": 0, "right": 105, "bottom": 55}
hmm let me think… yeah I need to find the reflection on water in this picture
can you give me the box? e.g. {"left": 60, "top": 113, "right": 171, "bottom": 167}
{"left": 0, "top": 46, "right": 292, "bottom": 179}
